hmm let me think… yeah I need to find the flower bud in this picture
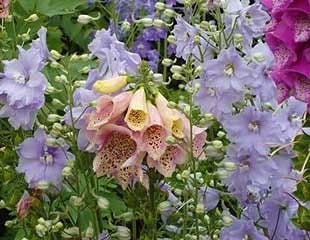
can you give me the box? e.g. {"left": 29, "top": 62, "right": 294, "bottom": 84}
{"left": 37, "top": 217, "right": 46, "bottom": 225}
{"left": 77, "top": 15, "right": 92, "bottom": 24}
{"left": 70, "top": 53, "right": 80, "bottom": 61}
{"left": 217, "top": 131, "right": 226, "bottom": 138}
{"left": 5, "top": 220, "right": 15, "bottom": 228}
{"left": 61, "top": 227, "right": 80, "bottom": 238}
{"left": 170, "top": 65, "right": 183, "bottom": 73}
{"left": 194, "top": 66, "right": 203, "bottom": 76}
{"left": 200, "top": 21, "right": 210, "bottom": 31}
{"left": 216, "top": 169, "right": 229, "bottom": 180}
{"left": 157, "top": 201, "right": 172, "bottom": 213}
{"left": 93, "top": 76, "right": 127, "bottom": 94}
{"left": 194, "top": 35, "right": 201, "bottom": 45}
{"left": 0, "top": 200, "right": 5, "bottom": 208}
{"left": 233, "top": 33, "right": 243, "bottom": 43}
{"left": 97, "top": 197, "right": 109, "bottom": 210}
{"left": 162, "top": 58, "right": 174, "bottom": 67}
{"left": 163, "top": 8, "right": 176, "bottom": 18}
{"left": 52, "top": 98, "right": 65, "bottom": 107}
{"left": 6, "top": 15, "right": 13, "bottom": 22}
{"left": 166, "top": 135, "right": 177, "bottom": 144}
{"left": 155, "top": 2, "right": 166, "bottom": 11}
{"left": 153, "top": 73, "right": 163, "bottom": 82}
{"left": 70, "top": 196, "right": 84, "bottom": 207}
{"left": 74, "top": 80, "right": 87, "bottom": 88}
{"left": 85, "top": 225, "right": 94, "bottom": 238}
{"left": 181, "top": 170, "right": 190, "bottom": 179}
{"left": 20, "top": 32, "right": 30, "bottom": 42}
{"left": 47, "top": 114, "right": 62, "bottom": 123}
{"left": 172, "top": 73, "right": 186, "bottom": 81}
{"left": 204, "top": 214, "right": 210, "bottom": 224}
{"left": 62, "top": 166, "right": 73, "bottom": 177}
{"left": 195, "top": 203, "right": 205, "bottom": 214}
{"left": 53, "top": 222, "right": 63, "bottom": 232}
{"left": 79, "top": 66, "right": 90, "bottom": 74}
{"left": 167, "top": 35, "right": 177, "bottom": 44}
{"left": 174, "top": 188, "right": 183, "bottom": 196}
{"left": 35, "top": 224, "right": 48, "bottom": 237}
{"left": 222, "top": 215, "right": 233, "bottom": 227}
{"left": 212, "top": 140, "right": 223, "bottom": 149}
{"left": 140, "top": 18, "right": 153, "bottom": 27}
{"left": 153, "top": 19, "right": 166, "bottom": 28}
{"left": 121, "top": 20, "right": 131, "bottom": 32}
{"left": 50, "top": 50, "right": 62, "bottom": 60}
{"left": 50, "top": 61, "right": 63, "bottom": 69}
{"left": 115, "top": 226, "right": 131, "bottom": 240}
{"left": 24, "top": 14, "right": 39, "bottom": 22}
{"left": 79, "top": 54, "right": 90, "bottom": 61}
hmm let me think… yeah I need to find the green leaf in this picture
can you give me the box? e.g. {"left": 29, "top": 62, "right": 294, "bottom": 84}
{"left": 103, "top": 192, "right": 127, "bottom": 215}
{"left": 292, "top": 206, "right": 310, "bottom": 231}
{"left": 36, "top": 0, "right": 85, "bottom": 17}
{"left": 294, "top": 181, "right": 310, "bottom": 201}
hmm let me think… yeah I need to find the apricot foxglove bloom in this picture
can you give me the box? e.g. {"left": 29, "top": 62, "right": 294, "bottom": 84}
{"left": 16, "top": 129, "right": 74, "bottom": 189}
{"left": 0, "top": 0, "right": 9, "bottom": 18}
{"left": 125, "top": 87, "right": 149, "bottom": 131}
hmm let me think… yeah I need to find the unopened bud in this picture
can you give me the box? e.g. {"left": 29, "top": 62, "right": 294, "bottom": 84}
{"left": 50, "top": 50, "right": 62, "bottom": 60}
{"left": 79, "top": 66, "right": 90, "bottom": 74}
{"left": 37, "top": 181, "right": 50, "bottom": 190}
{"left": 5, "top": 220, "right": 15, "bottom": 228}
{"left": 85, "top": 225, "right": 94, "bottom": 238}
{"left": 62, "top": 166, "right": 73, "bottom": 177}
{"left": 170, "top": 65, "right": 183, "bottom": 73}
{"left": 162, "top": 58, "right": 174, "bottom": 67}
{"left": 222, "top": 215, "right": 233, "bottom": 227}
{"left": 167, "top": 35, "right": 177, "bottom": 44}
{"left": 163, "top": 8, "right": 176, "bottom": 18}
{"left": 200, "top": 21, "right": 210, "bottom": 31}
{"left": 0, "top": 200, "right": 5, "bottom": 208}
{"left": 62, "top": 227, "right": 80, "bottom": 238}
{"left": 234, "top": 33, "right": 243, "bottom": 43}
{"left": 155, "top": 2, "right": 166, "bottom": 11}
{"left": 115, "top": 226, "right": 131, "bottom": 240}
{"left": 35, "top": 224, "right": 48, "bottom": 237}
{"left": 53, "top": 222, "right": 63, "bottom": 231}
{"left": 153, "top": 19, "right": 166, "bottom": 28}
{"left": 140, "top": 18, "right": 153, "bottom": 27}
{"left": 70, "top": 196, "right": 84, "bottom": 207}
{"left": 172, "top": 72, "right": 186, "bottom": 81}
{"left": 79, "top": 54, "right": 89, "bottom": 61}
{"left": 212, "top": 140, "right": 223, "bottom": 149}
{"left": 118, "top": 211, "right": 134, "bottom": 222}
{"left": 24, "top": 14, "right": 39, "bottom": 22}
{"left": 222, "top": 162, "right": 237, "bottom": 171}
{"left": 77, "top": 13, "right": 101, "bottom": 24}
{"left": 52, "top": 98, "right": 65, "bottom": 107}
{"left": 217, "top": 131, "right": 226, "bottom": 138}
{"left": 121, "top": 20, "right": 131, "bottom": 32}
{"left": 97, "top": 197, "right": 109, "bottom": 209}
{"left": 196, "top": 203, "right": 205, "bottom": 214}
{"left": 47, "top": 114, "right": 62, "bottom": 122}
{"left": 253, "top": 52, "right": 265, "bottom": 63}
{"left": 216, "top": 169, "right": 229, "bottom": 180}
{"left": 157, "top": 201, "right": 172, "bottom": 213}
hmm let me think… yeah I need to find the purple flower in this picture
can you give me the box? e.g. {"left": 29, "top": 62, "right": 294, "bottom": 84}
{"left": 16, "top": 129, "right": 74, "bottom": 189}
{"left": 220, "top": 218, "right": 268, "bottom": 240}
{"left": 30, "top": 27, "right": 50, "bottom": 62}
{"left": 194, "top": 79, "right": 243, "bottom": 120}
{"left": 0, "top": 33, "right": 48, "bottom": 130}
{"left": 87, "top": 28, "right": 141, "bottom": 88}
{"left": 224, "top": 146, "right": 277, "bottom": 203}
{"left": 172, "top": 17, "right": 199, "bottom": 60}
{"left": 273, "top": 97, "right": 307, "bottom": 142}
{"left": 142, "top": 27, "right": 167, "bottom": 41}
{"left": 203, "top": 47, "right": 252, "bottom": 92}
{"left": 223, "top": 107, "right": 281, "bottom": 155}
{"left": 199, "top": 187, "right": 220, "bottom": 211}
{"left": 133, "top": 36, "right": 152, "bottom": 58}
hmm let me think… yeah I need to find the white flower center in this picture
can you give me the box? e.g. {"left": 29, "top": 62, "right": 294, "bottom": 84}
{"left": 14, "top": 73, "right": 27, "bottom": 84}
{"left": 248, "top": 121, "right": 259, "bottom": 132}
{"left": 40, "top": 152, "right": 54, "bottom": 165}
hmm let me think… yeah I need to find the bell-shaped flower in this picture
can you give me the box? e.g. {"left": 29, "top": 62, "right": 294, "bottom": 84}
{"left": 155, "top": 93, "right": 184, "bottom": 139}
{"left": 125, "top": 87, "right": 149, "bottom": 131}
{"left": 142, "top": 102, "right": 169, "bottom": 159}
{"left": 87, "top": 91, "right": 132, "bottom": 130}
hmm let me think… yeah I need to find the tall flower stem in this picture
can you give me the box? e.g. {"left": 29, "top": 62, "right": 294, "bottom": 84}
{"left": 148, "top": 169, "right": 158, "bottom": 239}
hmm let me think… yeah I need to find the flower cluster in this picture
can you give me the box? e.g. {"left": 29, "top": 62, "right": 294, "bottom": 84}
{"left": 0, "top": 0, "right": 9, "bottom": 18}
{"left": 262, "top": 0, "right": 310, "bottom": 110}
{"left": 0, "top": 27, "right": 49, "bottom": 129}
{"left": 82, "top": 82, "right": 206, "bottom": 189}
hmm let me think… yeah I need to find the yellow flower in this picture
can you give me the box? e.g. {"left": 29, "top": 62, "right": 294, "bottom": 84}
{"left": 92, "top": 75, "right": 127, "bottom": 94}
{"left": 125, "top": 87, "right": 149, "bottom": 131}
{"left": 155, "top": 93, "right": 184, "bottom": 139}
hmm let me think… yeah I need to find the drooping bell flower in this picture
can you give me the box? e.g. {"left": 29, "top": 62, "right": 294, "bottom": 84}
{"left": 125, "top": 87, "right": 149, "bottom": 131}
{"left": 92, "top": 124, "right": 145, "bottom": 189}
{"left": 147, "top": 145, "right": 186, "bottom": 177}
{"left": 155, "top": 93, "right": 184, "bottom": 139}
{"left": 87, "top": 91, "right": 132, "bottom": 130}
{"left": 142, "top": 102, "right": 168, "bottom": 159}
{"left": 93, "top": 75, "right": 128, "bottom": 94}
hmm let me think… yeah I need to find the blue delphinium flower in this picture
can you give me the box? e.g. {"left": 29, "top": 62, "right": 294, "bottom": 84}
{"left": 203, "top": 47, "right": 252, "bottom": 92}
{"left": 223, "top": 106, "right": 281, "bottom": 155}
{"left": 0, "top": 28, "right": 49, "bottom": 130}
{"left": 87, "top": 28, "right": 141, "bottom": 88}
{"left": 16, "top": 128, "right": 74, "bottom": 189}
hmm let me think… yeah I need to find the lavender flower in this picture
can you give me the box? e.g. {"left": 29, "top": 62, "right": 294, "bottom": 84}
{"left": 16, "top": 129, "right": 74, "bottom": 189}
{"left": 0, "top": 30, "right": 48, "bottom": 130}
{"left": 30, "top": 27, "right": 50, "bottom": 62}
{"left": 223, "top": 106, "right": 281, "bottom": 155}
{"left": 87, "top": 28, "right": 141, "bottom": 88}
{"left": 203, "top": 47, "right": 252, "bottom": 92}
{"left": 199, "top": 187, "right": 220, "bottom": 211}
